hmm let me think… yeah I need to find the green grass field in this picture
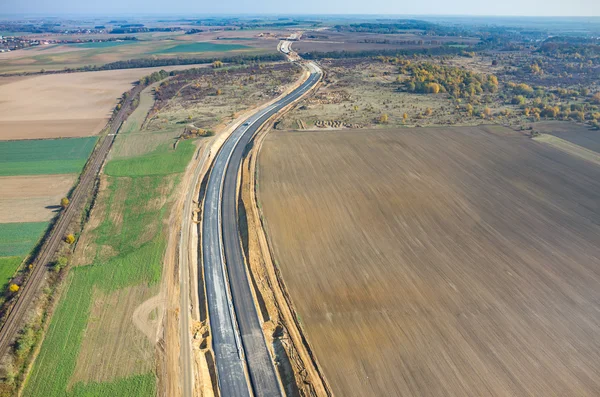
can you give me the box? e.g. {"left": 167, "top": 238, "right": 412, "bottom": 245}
{"left": 0, "top": 222, "right": 48, "bottom": 257}
{"left": 152, "top": 42, "right": 249, "bottom": 54}
{"left": 105, "top": 140, "right": 195, "bottom": 177}
{"left": 0, "top": 137, "right": 97, "bottom": 176}
{"left": 23, "top": 138, "right": 195, "bottom": 396}
{"left": 0, "top": 256, "right": 23, "bottom": 290}
{"left": 68, "top": 374, "right": 156, "bottom": 396}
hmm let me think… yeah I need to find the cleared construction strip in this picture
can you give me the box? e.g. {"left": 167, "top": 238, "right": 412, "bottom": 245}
{"left": 171, "top": 63, "right": 316, "bottom": 396}
{"left": 240, "top": 62, "right": 332, "bottom": 396}
{"left": 200, "top": 63, "right": 321, "bottom": 396}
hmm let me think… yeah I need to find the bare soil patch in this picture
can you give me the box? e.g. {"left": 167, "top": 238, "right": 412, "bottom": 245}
{"left": 0, "top": 174, "right": 77, "bottom": 223}
{"left": 258, "top": 126, "right": 600, "bottom": 397}
{"left": 0, "top": 75, "right": 31, "bottom": 86}
{"left": 0, "top": 119, "right": 109, "bottom": 140}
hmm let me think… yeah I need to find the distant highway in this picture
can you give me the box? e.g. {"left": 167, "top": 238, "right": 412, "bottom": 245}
{"left": 201, "top": 63, "right": 322, "bottom": 396}
{"left": 0, "top": 83, "right": 144, "bottom": 358}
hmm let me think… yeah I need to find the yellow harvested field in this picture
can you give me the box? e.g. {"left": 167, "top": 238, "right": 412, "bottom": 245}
{"left": 258, "top": 126, "right": 600, "bottom": 397}
{"left": 0, "top": 65, "right": 208, "bottom": 140}
{"left": 0, "top": 174, "right": 77, "bottom": 223}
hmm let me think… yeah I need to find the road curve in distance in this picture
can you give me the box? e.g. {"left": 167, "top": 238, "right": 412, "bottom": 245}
{"left": 201, "top": 64, "right": 322, "bottom": 397}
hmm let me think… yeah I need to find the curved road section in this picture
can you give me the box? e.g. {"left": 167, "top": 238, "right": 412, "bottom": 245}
{"left": 201, "top": 64, "right": 321, "bottom": 397}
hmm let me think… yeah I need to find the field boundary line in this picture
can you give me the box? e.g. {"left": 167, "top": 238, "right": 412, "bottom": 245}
{"left": 533, "top": 133, "right": 600, "bottom": 167}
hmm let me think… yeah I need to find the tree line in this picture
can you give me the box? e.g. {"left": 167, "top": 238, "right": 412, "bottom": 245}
{"left": 398, "top": 61, "right": 499, "bottom": 98}
{"left": 299, "top": 46, "right": 469, "bottom": 60}
{"left": 96, "top": 53, "right": 286, "bottom": 71}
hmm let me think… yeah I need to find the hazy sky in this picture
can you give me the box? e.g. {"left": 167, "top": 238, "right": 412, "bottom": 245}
{"left": 2, "top": 0, "right": 600, "bottom": 17}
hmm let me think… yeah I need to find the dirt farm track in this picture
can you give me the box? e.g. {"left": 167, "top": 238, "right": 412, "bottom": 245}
{"left": 258, "top": 126, "right": 600, "bottom": 397}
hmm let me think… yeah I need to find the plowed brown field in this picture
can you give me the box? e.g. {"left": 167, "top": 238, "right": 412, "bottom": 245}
{"left": 258, "top": 126, "right": 600, "bottom": 397}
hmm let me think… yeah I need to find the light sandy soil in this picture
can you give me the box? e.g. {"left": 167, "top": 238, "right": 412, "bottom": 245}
{"left": 132, "top": 292, "right": 165, "bottom": 342}
{"left": 0, "top": 65, "right": 211, "bottom": 140}
{"left": 258, "top": 126, "right": 600, "bottom": 397}
{"left": 0, "top": 119, "right": 109, "bottom": 140}
{"left": 0, "top": 174, "right": 77, "bottom": 223}
{"left": 0, "top": 75, "right": 30, "bottom": 86}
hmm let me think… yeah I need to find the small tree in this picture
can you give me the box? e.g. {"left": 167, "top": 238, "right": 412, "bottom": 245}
{"left": 215, "top": 89, "right": 222, "bottom": 96}
{"left": 574, "top": 111, "right": 586, "bottom": 122}
{"left": 511, "top": 95, "right": 526, "bottom": 105}
{"left": 53, "top": 257, "right": 68, "bottom": 273}
{"left": 424, "top": 108, "right": 433, "bottom": 116}
{"left": 465, "top": 104, "right": 474, "bottom": 116}
{"left": 9, "top": 284, "right": 19, "bottom": 293}
{"left": 60, "top": 197, "right": 69, "bottom": 209}
{"left": 593, "top": 92, "right": 600, "bottom": 104}
{"left": 425, "top": 82, "right": 440, "bottom": 94}
{"left": 65, "top": 234, "right": 75, "bottom": 245}
{"left": 378, "top": 113, "right": 389, "bottom": 124}
{"left": 212, "top": 60, "right": 223, "bottom": 69}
